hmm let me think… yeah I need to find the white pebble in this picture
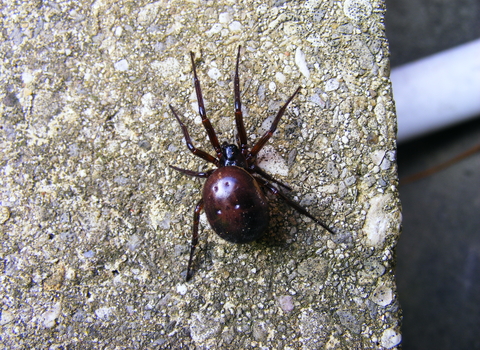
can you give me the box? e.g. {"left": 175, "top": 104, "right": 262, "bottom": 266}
{"left": 325, "top": 78, "right": 340, "bottom": 91}
{"left": 370, "top": 149, "right": 386, "bottom": 165}
{"left": 219, "top": 12, "right": 231, "bottom": 23}
{"left": 268, "top": 81, "right": 277, "bottom": 92}
{"left": 257, "top": 145, "right": 288, "bottom": 176}
{"left": 114, "top": 26, "right": 123, "bottom": 37}
{"left": 380, "top": 158, "right": 391, "bottom": 170}
{"left": 207, "top": 23, "right": 223, "bottom": 36}
{"left": 208, "top": 67, "right": 222, "bottom": 80}
{"left": 295, "top": 48, "right": 310, "bottom": 79}
{"left": 176, "top": 284, "right": 188, "bottom": 295}
{"left": 95, "top": 306, "right": 115, "bottom": 320}
{"left": 0, "top": 310, "right": 13, "bottom": 325}
{"left": 22, "top": 71, "right": 34, "bottom": 84}
{"left": 309, "top": 93, "right": 326, "bottom": 108}
{"left": 229, "top": 21, "right": 242, "bottom": 32}
{"left": 371, "top": 284, "right": 393, "bottom": 306}
{"left": 381, "top": 328, "right": 402, "bottom": 349}
{"left": 114, "top": 59, "right": 129, "bottom": 71}
{"left": 275, "top": 72, "right": 286, "bottom": 84}
{"left": 42, "top": 302, "right": 62, "bottom": 328}
{"left": 363, "top": 193, "right": 393, "bottom": 247}
{"left": 278, "top": 295, "right": 294, "bottom": 313}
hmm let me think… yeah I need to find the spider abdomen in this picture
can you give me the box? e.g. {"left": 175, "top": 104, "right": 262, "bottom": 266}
{"left": 203, "top": 166, "right": 269, "bottom": 243}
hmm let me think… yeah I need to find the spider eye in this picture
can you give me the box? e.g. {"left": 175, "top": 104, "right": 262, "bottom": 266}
{"left": 224, "top": 144, "right": 239, "bottom": 160}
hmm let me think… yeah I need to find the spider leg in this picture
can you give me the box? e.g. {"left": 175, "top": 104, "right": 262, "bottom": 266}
{"left": 234, "top": 46, "right": 249, "bottom": 157}
{"left": 258, "top": 178, "right": 335, "bottom": 235}
{"left": 250, "top": 165, "right": 292, "bottom": 190}
{"left": 169, "top": 165, "right": 213, "bottom": 178}
{"left": 186, "top": 198, "right": 204, "bottom": 281}
{"left": 248, "top": 86, "right": 301, "bottom": 161}
{"left": 169, "top": 105, "right": 219, "bottom": 166}
{"left": 190, "top": 52, "right": 223, "bottom": 159}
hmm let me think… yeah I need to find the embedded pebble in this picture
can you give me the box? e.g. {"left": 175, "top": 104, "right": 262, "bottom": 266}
{"left": 259, "top": 115, "right": 274, "bottom": 134}
{"left": 207, "top": 67, "right": 222, "bottom": 80}
{"left": 304, "top": 0, "right": 322, "bottom": 11}
{"left": 83, "top": 250, "right": 95, "bottom": 258}
{"left": 344, "top": 175, "right": 356, "bottom": 186}
{"left": 252, "top": 322, "right": 268, "bottom": 341}
{"left": 283, "top": 21, "right": 298, "bottom": 35}
{"left": 324, "top": 78, "right": 340, "bottom": 91}
{"left": 95, "top": 306, "right": 115, "bottom": 320}
{"left": 176, "top": 284, "right": 188, "bottom": 295}
{"left": 381, "top": 328, "right": 402, "bottom": 349}
{"left": 257, "top": 145, "right": 289, "bottom": 176}
{"left": 114, "top": 59, "right": 129, "bottom": 71}
{"left": 207, "top": 23, "right": 222, "bottom": 36}
{"left": 343, "top": 0, "right": 372, "bottom": 21}
{"left": 22, "top": 71, "right": 34, "bottom": 84}
{"left": 0, "top": 310, "right": 13, "bottom": 325}
{"left": 114, "top": 26, "right": 123, "bottom": 37}
{"left": 152, "top": 57, "right": 181, "bottom": 78}
{"left": 257, "top": 84, "right": 266, "bottom": 102}
{"left": 218, "top": 12, "right": 231, "bottom": 23}
{"left": 295, "top": 48, "right": 310, "bottom": 79}
{"left": 380, "top": 157, "right": 391, "bottom": 170}
{"left": 268, "top": 81, "right": 276, "bottom": 92}
{"left": 299, "top": 309, "right": 329, "bottom": 348}
{"left": 275, "top": 72, "right": 286, "bottom": 84}
{"left": 309, "top": 93, "right": 326, "bottom": 108}
{"left": 278, "top": 295, "right": 294, "bottom": 313}
{"left": 137, "top": 2, "right": 163, "bottom": 26}
{"left": 42, "top": 302, "right": 62, "bottom": 328}
{"left": 190, "top": 312, "right": 222, "bottom": 343}
{"left": 138, "top": 139, "right": 151, "bottom": 151}
{"left": 312, "top": 10, "right": 325, "bottom": 22}
{"left": 126, "top": 234, "right": 143, "bottom": 251}
{"left": 336, "top": 310, "right": 361, "bottom": 334}
{"left": 363, "top": 193, "right": 393, "bottom": 246}
{"left": 229, "top": 21, "right": 242, "bottom": 32}
{"left": 370, "top": 149, "right": 386, "bottom": 165}
{"left": 141, "top": 92, "right": 155, "bottom": 117}
{"left": 371, "top": 284, "right": 393, "bottom": 306}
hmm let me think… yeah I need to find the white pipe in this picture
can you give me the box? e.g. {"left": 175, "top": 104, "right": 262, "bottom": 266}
{"left": 391, "top": 38, "right": 480, "bottom": 143}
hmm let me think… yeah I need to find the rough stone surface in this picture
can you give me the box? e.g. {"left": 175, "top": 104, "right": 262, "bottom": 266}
{"left": 0, "top": 0, "right": 401, "bottom": 349}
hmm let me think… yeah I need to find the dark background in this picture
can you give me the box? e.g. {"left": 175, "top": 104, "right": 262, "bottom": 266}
{"left": 385, "top": 0, "right": 480, "bottom": 348}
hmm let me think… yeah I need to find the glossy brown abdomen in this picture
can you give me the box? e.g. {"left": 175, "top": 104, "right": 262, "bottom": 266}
{"left": 203, "top": 166, "right": 269, "bottom": 243}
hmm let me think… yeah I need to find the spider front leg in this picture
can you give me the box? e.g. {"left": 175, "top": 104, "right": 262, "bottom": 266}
{"left": 186, "top": 198, "right": 205, "bottom": 281}
{"left": 233, "top": 46, "right": 249, "bottom": 156}
{"left": 190, "top": 52, "right": 223, "bottom": 160}
{"left": 247, "top": 87, "right": 301, "bottom": 162}
{"left": 169, "top": 105, "right": 219, "bottom": 166}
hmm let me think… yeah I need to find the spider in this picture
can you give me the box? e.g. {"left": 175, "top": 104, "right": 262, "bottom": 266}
{"left": 169, "top": 46, "right": 334, "bottom": 281}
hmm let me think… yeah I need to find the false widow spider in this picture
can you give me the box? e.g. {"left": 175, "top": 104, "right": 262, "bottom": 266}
{"left": 169, "top": 46, "right": 334, "bottom": 281}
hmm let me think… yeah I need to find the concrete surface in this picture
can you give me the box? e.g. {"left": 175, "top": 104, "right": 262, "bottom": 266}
{"left": 1, "top": 1, "right": 401, "bottom": 348}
